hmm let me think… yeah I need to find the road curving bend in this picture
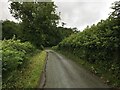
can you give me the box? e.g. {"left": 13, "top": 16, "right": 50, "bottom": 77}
{"left": 44, "top": 50, "right": 109, "bottom": 88}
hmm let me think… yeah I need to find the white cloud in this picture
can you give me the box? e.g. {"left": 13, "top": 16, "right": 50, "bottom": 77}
{"left": 54, "top": 0, "right": 117, "bottom": 30}
{"left": 0, "top": 0, "right": 8, "bottom": 2}
{"left": 0, "top": 1, "right": 17, "bottom": 22}
{"left": 0, "top": 0, "right": 118, "bottom": 31}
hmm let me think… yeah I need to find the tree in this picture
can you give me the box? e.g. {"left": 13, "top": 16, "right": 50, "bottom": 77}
{"left": 110, "top": 1, "right": 120, "bottom": 62}
{"left": 9, "top": 1, "right": 60, "bottom": 48}
{"left": 111, "top": 1, "right": 120, "bottom": 19}
{"left": 61, "top": 22, "right": 66, "bottom": 27}
{"left": 2, "top": 20, "right": 20, "bottom": 40}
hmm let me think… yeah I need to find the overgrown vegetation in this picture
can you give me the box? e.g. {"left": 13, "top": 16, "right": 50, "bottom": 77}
{"left": 2, "top": 38, "right": 34, "bottom": 88}
{"left": 2, "top": 1, "right": 74, "bottom": 88}
{"left": 1, "top": 0, "right": 120, "bottom": 88}
{"left": 2, "top": 20, "right": 21, "bottom": 40}
{"left": 55, "top": 1, "right": 120, "bottom": 88}
{"left": 2, "top": 38, "right": 35, "bottom": 74}
{"left": 6, "top": 1, "right": 74, "bottom": 48}
{"left": 2, "top": 50, "right": 46, "bottom": 88}
{"left": 1, "top": 1, "right": 75, "bottom": 47}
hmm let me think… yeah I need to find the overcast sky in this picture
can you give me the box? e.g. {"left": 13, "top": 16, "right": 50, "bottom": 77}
{"left": 0, "top": 0, "right": 117, "bottom": 31}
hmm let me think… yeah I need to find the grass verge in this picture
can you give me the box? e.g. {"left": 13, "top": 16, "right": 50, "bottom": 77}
{"left": 2, "top": 50, "right": 47, "bottom": 88}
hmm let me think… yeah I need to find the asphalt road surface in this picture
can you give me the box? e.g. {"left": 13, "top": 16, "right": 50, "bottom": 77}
{"left": 44, "top": 50, "right": 109, "bottom": 88}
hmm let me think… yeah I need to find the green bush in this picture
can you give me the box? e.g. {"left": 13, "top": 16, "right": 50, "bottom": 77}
{"left": 56, "top": 3, "right": 120, "bottom": 86}
{"left": 2, "top": 39, "right": 35, "bottom": 73}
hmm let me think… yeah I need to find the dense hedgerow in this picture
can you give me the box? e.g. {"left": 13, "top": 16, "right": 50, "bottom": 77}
{"left": 1, "top": 39, "right": 35, "bottom": 74}
{"left": 58, "top": 20, "right": 120, "bottom": 62}
{"left": 56, "top": 20, "right": 120, "bottom": 87}
{"left": 56, "top": 1, "right": 120, "bottom": 87}
{"left": 57, "top": 17, "right": 120, "bottom": 70}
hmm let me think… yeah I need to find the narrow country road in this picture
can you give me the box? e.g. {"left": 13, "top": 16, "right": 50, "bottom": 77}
{"left": 44, "top": 50, "right": 109, "bottom": 88}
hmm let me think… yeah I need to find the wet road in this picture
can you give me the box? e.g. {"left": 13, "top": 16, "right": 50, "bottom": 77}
{"left": 44, "top": 50, "right": 109, "bottom": 88}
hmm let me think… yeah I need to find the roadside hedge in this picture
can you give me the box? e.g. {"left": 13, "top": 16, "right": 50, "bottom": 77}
{"left": 2, "top": 39, "right": 35, "bottom": 74}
